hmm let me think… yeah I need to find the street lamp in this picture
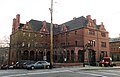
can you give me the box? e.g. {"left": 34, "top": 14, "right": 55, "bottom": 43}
{"left": 118, "top": 47, "right": 120, "bottom": 60}
{"left": 50, "top": 0, "right": 53, "bottom": 68}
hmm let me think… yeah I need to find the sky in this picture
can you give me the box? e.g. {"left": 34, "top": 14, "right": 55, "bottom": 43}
{"left": 0, "top": 0, "right": 120, "bottom": 40}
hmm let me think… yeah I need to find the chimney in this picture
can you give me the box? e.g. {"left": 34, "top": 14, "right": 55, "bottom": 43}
{"left": 16, "top": 14, "right": 20, "bottom": 24}
{"left": 42, "top": 20, "right": 46, "bottom": 26}
{"left": 73, "top": 17, "right": 76, "bottom": 20}
{"left": 12, "top": 18, "right": 16, "bottom": 32}
{"left": 101, "top": 22, "right": 104, "bottom": 26}
{"left": 86, "top": 15, "right": 91, "bottom": 19}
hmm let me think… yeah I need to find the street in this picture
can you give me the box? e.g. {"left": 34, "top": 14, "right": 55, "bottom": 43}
{"left": 0, "top": 67, "right": 120, "bottom": 77}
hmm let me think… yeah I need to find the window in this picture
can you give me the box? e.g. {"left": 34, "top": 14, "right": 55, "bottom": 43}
{"left": 88, "top": 40, "right": 95, "bottom": 47}
{"left": 28, "top": 33, "right": 31, "bottom": 37}
{"left": 26, "top": 25, "right": 28, "bottom": 29}
{"left": 23, "top": 33, "right": 25, "bottom": 36}
{"left": 75, "top": 31, "right": 77, "bottom": 35}
{"left": 35, "top": 42, "right": 38, "bottom": 47}
{"left": 88, "top": 29, "right": 95, "bottom": 35}
{"left": 101, "top": 32, "right": 106, "bottom": 37}
{"left": 66, "top": 32, "right": 70, "bottom": 37}
{"left": 28, "top": 42, "right": 30, "bottom": 47}
{"left": 22, "top": 42, "right": 25, "bottom": 47}
{"left": 35, "top": 34, "right": 37, "bottom": 37}
{"left": 101, "top": 42, "right": 106, "bottom": 47}
{"left": 75, "top": 41, "right": 78, "bottom": 46}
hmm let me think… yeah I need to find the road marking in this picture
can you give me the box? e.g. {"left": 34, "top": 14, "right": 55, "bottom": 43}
{"left": 2, "top": 70, "right": 72, "bottom": 77}
{"left": 75, "top": 72, "right": 107, "bottom": 77}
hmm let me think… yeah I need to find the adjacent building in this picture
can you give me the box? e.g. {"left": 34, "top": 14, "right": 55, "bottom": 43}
{"left": 9, "top": 14, "right": 109, "bottom": 65}
{"left": 109, "top": 35, "right": 120, "bottom": 61}
{"left": 0, "top": 47, "right": 9, "bottom": 65}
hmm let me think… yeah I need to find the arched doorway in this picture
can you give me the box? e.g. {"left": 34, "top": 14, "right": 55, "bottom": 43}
{"left": 36, "top": 52, "right": 38, "bottom": 61}
{"left": 47, "top": 51, "right": 50, "bottom": 62}
{"left": 30, "top": 51, "right": 34, "bottom": 60}
{"left": 71, "top": 50, "right": 74, "bottom": 63}
{"left": 67, "top": 50, "right": 70, "bottom": 62}
{"left": 89, "top": 49, "right": 96, "bottom": 66}
{"left": 78, "top": 50, "right": 84, "bottom": 62}
{"left": 39, "top": 51, "right": 43, "bottom": 60}
{"left": 23, "top": 50, "right": 29, "bottom": 60}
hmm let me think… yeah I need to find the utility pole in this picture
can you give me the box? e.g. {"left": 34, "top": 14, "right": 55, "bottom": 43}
{"left": 50, "top": 0, "right": 53, "bottom": 68}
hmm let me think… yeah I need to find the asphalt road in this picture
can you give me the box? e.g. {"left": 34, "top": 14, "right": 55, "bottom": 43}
{"left": 0, "top": 68, "right": 120, "bottom": 77}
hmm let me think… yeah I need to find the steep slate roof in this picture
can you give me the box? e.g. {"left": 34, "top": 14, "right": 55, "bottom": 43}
{"left": 25, "top": 16, "right": 89, "bottom": 34}
{"left": 29, "top": 19, "right": 43, "bottom": 32}
{"left": 29, "top": 19, "right": 61, "bottom": 34}
{"left": 60, "top": 16, "right": 88, "bottom": 31}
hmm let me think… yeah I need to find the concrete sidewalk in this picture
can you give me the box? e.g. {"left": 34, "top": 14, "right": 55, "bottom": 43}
{"left": 60, "top": 65, "right": 120, "bottom": 71}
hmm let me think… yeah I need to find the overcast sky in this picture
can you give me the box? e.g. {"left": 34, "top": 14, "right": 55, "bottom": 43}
{"left": 0, "top": 0, "right": 120, "bottom": 40}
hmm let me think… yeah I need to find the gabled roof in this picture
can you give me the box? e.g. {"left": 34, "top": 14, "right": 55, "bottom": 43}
{"left": 19, "top": 16, "right": 103, "bottom": 35}
{"left": 26, "top": 16, "right": 89, "bottom": 34}
{"left": 29, "top": 19, "right": 61, "bottom": 34}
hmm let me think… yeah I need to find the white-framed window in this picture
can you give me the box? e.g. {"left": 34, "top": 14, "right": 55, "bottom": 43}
{"left": 28, "top": 42, "right": 30, "bottom": 47}
{"left": 29, "top": 33, "right": 31, "bottom": 37}
{"left": 23, "top": 33, "right": 25, "bottom": 36}
{"left": 35, "top": 34, "right": 37, "bottom": 37}
{"left": 22, "top": 42, "right": 25, "bottom": 47}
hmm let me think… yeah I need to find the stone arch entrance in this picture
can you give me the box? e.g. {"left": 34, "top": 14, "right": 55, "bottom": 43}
{"left": 88, "top": 49, "right": 96, "bottom": 66}
{"left": 23, "top": 50, "right": 29, "bottom": 60}
{"left": 30, "top": 51, "right": 34, "bottom": 60}
{"left": 71, "top": 50, "right": 74, "bottom": 62}
{"left": 39, "top": 51, "right": 43, "bottom": 60}
{"left": 78, "top": 50, "right": 84, "bottom": 62}
{"left": 47, "top": 51, "right": 50, "bottom": 62}
{"left": 67, "top": 50, "right": 70, "bottom": 62}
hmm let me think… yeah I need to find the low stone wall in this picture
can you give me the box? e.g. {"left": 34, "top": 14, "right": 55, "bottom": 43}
{"left": 54, "top": 63, "right": 83, "bottom": 67}
{"left": 113, "top": 61, "right": 120, "bottom": 66}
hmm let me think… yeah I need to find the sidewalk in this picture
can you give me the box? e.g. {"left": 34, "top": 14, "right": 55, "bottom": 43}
{"left": 59, "top": 65, "right": 120, "bottom": 71}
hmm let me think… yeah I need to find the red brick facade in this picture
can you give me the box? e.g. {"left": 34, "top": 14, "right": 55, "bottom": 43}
{"left": 9, "top": 14, "right": 109, "bottom": 65}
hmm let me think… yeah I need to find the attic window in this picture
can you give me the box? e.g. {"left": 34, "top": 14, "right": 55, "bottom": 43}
{"left": 88, "top": 29, "right": 95, "bottom": 35}
{"left": 101, "top": 32, "right": 106, "bottom": 37}
{"left": 43, "top": 29, "right": 45, "bottom": 31}
{"left": 26, "top": 25, "right": 28, "bottom": 29}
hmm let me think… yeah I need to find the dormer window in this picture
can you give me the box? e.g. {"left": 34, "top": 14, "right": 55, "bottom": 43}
{"left": 88, "top": 29, "right": 95, "bottom": 35}
{"left": 43, "top": 29, "right": 45, "bottom": 31}
{"left": 90, "top": 22, "right": 92, "bottom": 26}
{"left": 22, "top": 42, "right": 25, "bottom": 47}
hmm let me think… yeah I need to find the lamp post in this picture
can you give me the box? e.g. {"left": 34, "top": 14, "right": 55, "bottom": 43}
{"left": 50, "top": 0, "right": 53, "bottom": 68}
{"left": 118, "top": 47, "right": 120, "bottom": 61}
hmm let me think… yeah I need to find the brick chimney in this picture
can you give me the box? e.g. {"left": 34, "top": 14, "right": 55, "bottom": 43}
{"left": 12, "top": 18, "right": 16, "bottom": 32}
{"left": 73, "top": 17, "right": 76, "bottom": 20}
{"left": 86, "top": 15, "right": 91, "bottom": 20}
{"left": 16, "top": 14, "right": 20, "bottom": 24}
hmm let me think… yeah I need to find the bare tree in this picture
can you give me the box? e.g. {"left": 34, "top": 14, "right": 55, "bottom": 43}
{"left": 0, "top": 35, "right": 10, "bottom": 47}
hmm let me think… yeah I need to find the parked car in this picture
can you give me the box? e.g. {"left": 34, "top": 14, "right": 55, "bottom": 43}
{"left": 23, "top": 60, "right": 36, "bottom": 69}
{"left": 26, "top": 61, "right": 50, "bottom": 70}
{"left": 0, "top": 64, "right": 9, "bottom": 69}
{"left": 99, "top": 57, "right": 116, "bottom": 67}
{"left": 14, "top": 60, "right": 29, "bottom": 69}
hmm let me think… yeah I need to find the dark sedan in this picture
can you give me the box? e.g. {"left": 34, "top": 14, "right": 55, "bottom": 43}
{"left": 26, "top": 61, "right": 50, "bottom": 70}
